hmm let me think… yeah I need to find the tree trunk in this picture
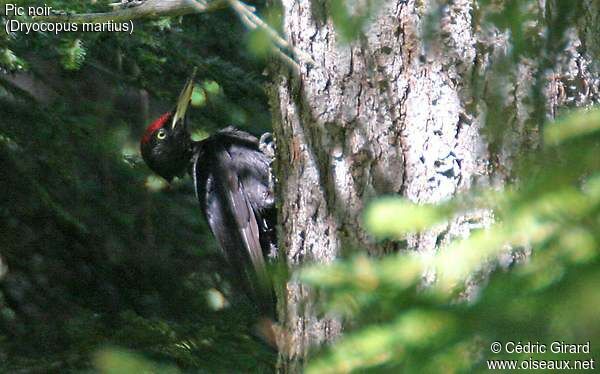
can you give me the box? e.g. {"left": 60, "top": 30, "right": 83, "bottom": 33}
{"left": 269, "top": 0, "right": 600, "bottom": 371}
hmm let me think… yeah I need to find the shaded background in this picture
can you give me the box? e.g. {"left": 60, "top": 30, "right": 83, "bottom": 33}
{"left": 1, "top": 0, "right": 275, "bottom": 371}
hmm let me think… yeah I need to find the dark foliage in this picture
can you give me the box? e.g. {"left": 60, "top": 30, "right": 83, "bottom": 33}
{"left": 1, "top": 0, "right": 275, "bottom": 371}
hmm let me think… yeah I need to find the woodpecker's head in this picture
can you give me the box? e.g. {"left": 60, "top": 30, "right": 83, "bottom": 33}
{"left": 141, "top": 71, "right": 196, "bottom": 182}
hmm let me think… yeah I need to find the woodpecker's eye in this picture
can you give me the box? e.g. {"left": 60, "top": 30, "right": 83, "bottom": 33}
{"left": 156, "top": 128, "right": 167, "bottom": 140}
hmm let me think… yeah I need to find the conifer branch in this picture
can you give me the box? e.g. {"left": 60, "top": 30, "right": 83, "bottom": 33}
{"left": 36, "top": 0, "right": 211, "bottom": 24}
{"left": 34, "top": 0, "right": 314, "bottom": 69}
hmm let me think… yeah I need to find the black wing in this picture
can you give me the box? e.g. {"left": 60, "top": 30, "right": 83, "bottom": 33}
{"left": 192, "top": 128, "right": 275, "bottom": 315}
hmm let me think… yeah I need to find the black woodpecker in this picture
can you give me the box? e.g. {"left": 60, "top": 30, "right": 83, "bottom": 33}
{"left": 140, "top": 71, "right": 277, "bottom": 317}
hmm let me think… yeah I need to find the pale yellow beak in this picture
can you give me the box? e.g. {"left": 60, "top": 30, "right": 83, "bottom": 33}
{"left": 171, "top": 67, "right": 197, "bottom": 129}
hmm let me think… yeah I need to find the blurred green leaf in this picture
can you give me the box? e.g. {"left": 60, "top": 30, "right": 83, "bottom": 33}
{"left": 544, "top": 108, "right": 600, "bottom": 145}
{"left": 304, "top": 106, "right": 600, "bottom": 372}
{"left": 307, "top": 310, "right": 455, "bottom": 373}
{"left": 329, "top": 0, "right": 382, "bottom": 43}
{"left": 95, "top": 348, "right": 180, "bottom": 374}
{"left": 191, "top": 85, "right": 206, "bottom": 107}
{"left": 248, "top": 29, "right": 271, "bottom": 58}
{"left": 364, "top": 198, "right": 449, "bottom": 237}
{"left": 202, "top": 80, "right": 221, "bottom": 96}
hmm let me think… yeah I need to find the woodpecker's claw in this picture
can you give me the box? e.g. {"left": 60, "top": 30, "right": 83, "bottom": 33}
{"left": 172, "top": 68, "right": 197, "bottom": 129}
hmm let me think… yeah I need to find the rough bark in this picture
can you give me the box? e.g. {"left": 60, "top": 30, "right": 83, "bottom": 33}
{"left": 270, "top": 0, "right": 600, "bottom": 371}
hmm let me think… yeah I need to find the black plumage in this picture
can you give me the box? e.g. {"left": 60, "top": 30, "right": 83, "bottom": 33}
{"left": 140, "top": 72, "right": 276, "bottom": 316}
{"left": 191, "top": 128, "right": 277, "bottom": 315}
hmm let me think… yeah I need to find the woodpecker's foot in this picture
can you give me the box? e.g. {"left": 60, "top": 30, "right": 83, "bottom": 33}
{"left": 259, "top": 132, "right": 275, "bottom": 160}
